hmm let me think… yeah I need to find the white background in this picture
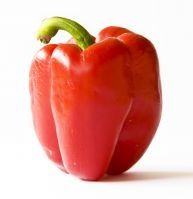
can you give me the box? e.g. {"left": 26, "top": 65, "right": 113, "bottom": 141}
{"left": 0, "top": 0, "right": 193, "bottom": 198}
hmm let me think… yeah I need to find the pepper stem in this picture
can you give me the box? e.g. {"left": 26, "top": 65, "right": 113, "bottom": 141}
{"left": 37, "top": 17, "right": 94, "bottom": 50}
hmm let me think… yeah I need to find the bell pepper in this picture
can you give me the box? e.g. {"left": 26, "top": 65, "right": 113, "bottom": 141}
{"left": 29, "top": 17, "right": 162, "bottom": 180}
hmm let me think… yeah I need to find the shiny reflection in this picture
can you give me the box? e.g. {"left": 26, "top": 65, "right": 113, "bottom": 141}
{"left": 53, "top": 50, "right": 70, "bottom": 69}
{"left": 37, "top": 49, "right": 47, "bottom": 60}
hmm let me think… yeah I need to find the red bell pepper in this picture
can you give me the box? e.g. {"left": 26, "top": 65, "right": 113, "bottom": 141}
{"left": 29, "top": 17, "right": 162, "bottom": 180}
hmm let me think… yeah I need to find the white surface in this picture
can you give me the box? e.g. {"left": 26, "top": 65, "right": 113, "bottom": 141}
{"left": 0, "top": 0, "right": 193, "bottom": 198}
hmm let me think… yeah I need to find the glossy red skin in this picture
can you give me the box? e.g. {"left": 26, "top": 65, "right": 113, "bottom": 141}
{"left": 29, "top": 26, "right": 161, "bottom": 180}
{"left": 29, "top": 45, "right": 65, "bottom": 171}
{"left": 97, "top": 27, "right": 162, "bottom": 174}
{"left": 50, "top": 39, "right": 133, "bottom": 180}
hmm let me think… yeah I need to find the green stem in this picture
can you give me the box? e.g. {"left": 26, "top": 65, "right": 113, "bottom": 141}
{"left": 37, "top": 16, "right": 94, "bottom": 50}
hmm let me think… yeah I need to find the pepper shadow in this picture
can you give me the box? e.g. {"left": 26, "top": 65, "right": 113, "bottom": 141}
{"left": 102, "top": 170, "right": 193, "bottom": 182}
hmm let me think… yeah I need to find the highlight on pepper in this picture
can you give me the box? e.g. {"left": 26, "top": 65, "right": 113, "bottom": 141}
{"left": 29, "top": 16, "right": 162, "bottom": 181}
